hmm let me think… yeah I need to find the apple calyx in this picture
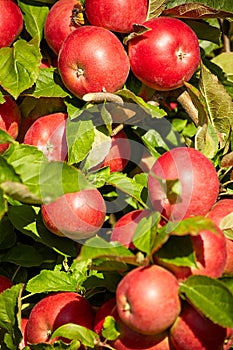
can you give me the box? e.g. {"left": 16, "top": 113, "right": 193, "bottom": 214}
{"left": 177, "top": 49, "right": 187, "bottom": 61}
{"left": 77, "top": 67, "right": 85, "bottom": 77}
{"left": 71, "top": 3, "right": 85, "bottom": 26}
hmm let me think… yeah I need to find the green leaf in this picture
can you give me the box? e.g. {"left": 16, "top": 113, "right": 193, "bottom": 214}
{"left": 116, "top": 89, "right": 166, "bottom": 119}
{"left": 66, "top": 118, "right": 95, "bottom": 165}
{"left": 0, "top": 129, "right": 16, "bottom": 146}
{"left": 0, "top": 156, "right": 21, "bottom": 184}
{"left": 212, "top": 52, "right": 233, "bottom": 85}
{"left": 83, "top": 128, "right": 111, "bottom": 171}
{"left": 0, "top": 38, "right": 41, "bottom": 99}
{"left": 163, "top": 1, "right": 233, "bottom": 18}
{"left": 147, "top": 0, "right": 167, "bottom": 19}
{"left": 0, "top": 218, "right": 16, "bottom": 250}
{"left": 179, "top": 275, "right": 233, "bottom": 328}
{"left": 102, "top": 316, "right": 120, "bottom": 341}
{"left": 169, "top": 216, "right": 220, "bottom": 236}
{"left": 39, "top": 161, "right": 93, "bottom": 203}
{"left": 3, "top": 143, "right": 48, "bottom": 201}
{"left": 220, "top": 212, "right": 233, "bottom": 239}
{"left": 106, "top": 172, "right": 146, "bottom": 207}
{"left": 7, "top": 205, "right": 77, "bottom": 257}
{"left": 1, "top": 244, "right": 43, "bottom": 267}
{"left": 199, "top": 63, "right": 233, "bottom": 153}
{"left": 26, "top": 270, "right": 78, "bottom": 293}
{"left": 32, "top": 68, "right": 71, "bottom": 98}
{"left": 51, "top": 324, "right": 99, "bottom": 348}
{"left": 18, "top": 1, "right": 49, "bottom": 41}
{"left": 0, "top": 283, "right": 23, "bottom": 341}
{"left": 79, "top": 236, "right": 134, "bottom": 261}
{"left": 133, "top": 211, "right": 161, "bottom": 254}
{"left": 0, "top": 188, "right": 7, "bottom": 220}
{"left": 155, "top": 235, "right": 196, "bottom": 268}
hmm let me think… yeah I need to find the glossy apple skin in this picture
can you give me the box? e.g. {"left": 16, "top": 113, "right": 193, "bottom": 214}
{"left": 102, "top": 130, "right": 131, "bottom": 173}
{"left": 158, "top": 224, "right": 227, "bottom": 280}
{"left": 116, "top": 265, "right": 181, "bottom": 336}
{"left": 85, "top": 0, "right": 148, "bottom": 33}
{"left": 58, "top": 26, "right": 130, "bottom": 99}
{"left": 128, "top": 17, "right": 200, "bottom": 91}
{"left": 23, "top": 112, "right": 68, "bottom": 161}
{"left": 170, "top": 302, "right": 227, "bottom": 350}
{"left": 0, "top": 275, "right": 13, "bottom": 293}
{"left": 110, "top": 209, "right": 151, "bottom": 249}
{"left": 94, "top": 297, "right": 171, "bottom": 350}
{"left": 44, "top": 0, "right": 84, "bottom": 55}
{"left": 19, "top": 318, "right": 28, "bottom": 350}
{"left": 25, "top": 292, "right": 94, "bottom": 345}
{"left": 206, "top": 199, "right": 233, "bottom": 275}
{"left": 41, "top": 188, "right": 106, "bottom": 240}
{"left": 0, "top": 95, "right": 21, "bottom": 153}
{"left": 148, "top": 147, "right": 219, "bottom": 221}
{"left": 0, "top": 0, "right": 24, "bottom": 48}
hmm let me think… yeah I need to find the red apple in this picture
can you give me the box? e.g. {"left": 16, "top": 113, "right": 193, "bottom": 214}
{"left": 25, "top": 291, "right": 94, "bottom": 345}
{"left": 157, "top": 224, "right": 227, "bottom": 280}
{"left": 58, "top": 25, "right": 130, "bottom": 99}
{"left": 92, "top": 130, "right": 131, "bottom": 173}
{"left": 0, "top": 275, "right": 13, "bottom": 293}
{"left": 206, "top": 199, "right": 233, "bottom": 275}
{"left": 44, "top": 0, "right": 85, "bottom": 55}
{"left": 94, "top": 297, "right": 171, "bottom": 350}
{"left": 0, "top": 95, "right": 21, "bottom": 152}
{"left": 84, "top": 0, "right": 148, "bottom": 33}
{"left": 148, "top": 147, "right": 219, "bottom": 221}
{"left": 19, "top": 318, "right": 28, "bottom": 350}
{"left": 41, "top": 188, "right": 106, "bottom": 240}
{"left": 23, "top": 112, "right": 68, "bottom": 161}
{"left": 128, "top": 17, "right": 200, "bottom": 91}
{"left": 224, "top": 328, "right": 233, "bottom": 350}
{"left": 170, "top": 302, "right": 227, "bottom": 350}
{"left": 110, "top": 209, "right": 151, "bottom": 249}
{"left": 116, "top": 264, "right": 181, "bottom": 336}
{"left": 0, "top": 0, "right": 24, "bottom": 48}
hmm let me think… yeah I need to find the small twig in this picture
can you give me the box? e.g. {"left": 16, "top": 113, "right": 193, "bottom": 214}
{"left": 176, "top": 90, "right": 199, "bottom": 126}
{"left": 83, "top": 92, "right": 124, "bottom": 105}
{"left": 111, "top": 123, "right": 124, "bottom": 136}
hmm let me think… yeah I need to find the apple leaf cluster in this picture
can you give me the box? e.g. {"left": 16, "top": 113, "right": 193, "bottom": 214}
{"left": 0, "top": 0, "right": 233, "bottom": 349}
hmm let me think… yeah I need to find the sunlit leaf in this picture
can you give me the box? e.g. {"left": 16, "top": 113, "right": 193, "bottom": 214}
{"left": 179, "top": 275, "right": 233, "bottom": 328}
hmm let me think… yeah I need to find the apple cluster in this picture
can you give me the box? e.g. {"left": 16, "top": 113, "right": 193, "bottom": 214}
{"left": 0, "top": 1, "right": 232, "bottom": 349}
{"left": 43, "top": 0, "right": 201, "bottom": 99}
{"left": 5, "top": 145, "right": 231, "bottom": 349}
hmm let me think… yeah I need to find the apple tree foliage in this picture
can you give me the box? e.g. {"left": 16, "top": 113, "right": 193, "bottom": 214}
{"left": 0, "top": 0, "right": 233, "bottom": 348}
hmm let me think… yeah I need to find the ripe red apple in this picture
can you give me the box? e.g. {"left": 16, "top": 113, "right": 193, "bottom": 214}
{"left": 157, "top": 224, "right": 227, "bottom": 280}
{"left": 170, "top": 302, "right": 227, "bottom": 350}
{"left": 23, "top": 112, "right": 68, "bottom": 161}
{"left": 0, "top": 275, "right": 13, "bottom": 293}
{"left": 148, "top": 147, "right": 219, "bottom": 221}
{"left": 25, "top": 292, "right": 94, "bottom": 345}
{"left": 0, "top": 0, "right": 24, "bottom": 48}
{"left": 206, "top": 198, "right": 233, "bottom": 275}
{"left": 41, "top": 188, "right": 106, "bottom": 240}
{"left": 84, "top": 0, "right": 148, "bottom": 33}
{"left": 110, "top": 209, "right": 151, "bottom": 249}
{"left": 58, "top": 26, "right": 130, "bottom": 99}
{"left": 128, "top": 17, "right": 200, "bottom": 91}
{"left": 94, "top": 297, "right": 171, "bottom": 350}
{"left": 0, "top": 95, "right": 21, "bottom": 153}
{"left": 44, "top": 0, "right": 85, "bottom": 55}
{"left": 92, "top": 130, "right": 131, "bottom": 173}
{"left": 116, "top": 264, "right": 181, "bottom": 336}
{"left": 19, "top": 318, "right": 28, "bottom": 350}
